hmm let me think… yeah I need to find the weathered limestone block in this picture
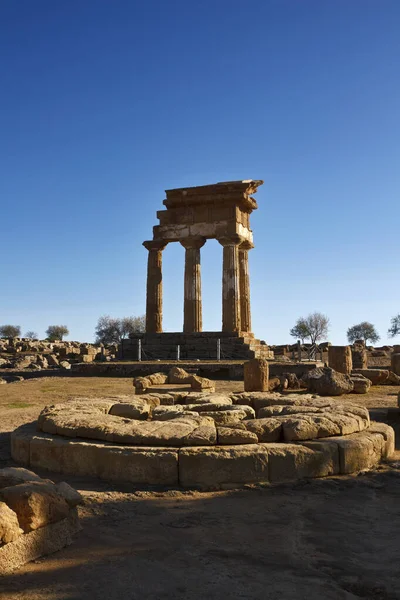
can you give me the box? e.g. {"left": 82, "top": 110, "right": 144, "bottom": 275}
{"left": 80, "top": 354, "right": 94, "bottom": 363}
{"left": 328, "top": 346, "right": 353, "bottom": 374}
{"left": 55, "top": 482, "right": 83, "bottom": 508}
{"left": 134, "top": 377, "right": 152, "bottom": 394}
{"left": 200, "top": 409, "right": 248, "bottom": 426}
{"left": 10, "top": 424, "right": 33, "bottom": 466}
{"left": 281, "top": 415, "right": 341, "bottom": 441}
{"left": 350, "top": 375, "right": 371, "bottom": 394}
{"left": 391, "top": 353, "right": 400, "bottom": 376}
{"left": 46, "top": 354, "right": 59, "bottom": 367}
{"left": 28, "top": 434, "right": 179, "bottom": 485}
{"left": 244, "top": 358, "right": 269, "bottom": 392}
{"left": 109, "top": 401, "right": 150, "bottom": 420}
{"left": 151, "top": 405, "right": 186, "bottom": 420}
{"left": 265, "top": 442, "right": 339, "bottom": 483}
{"left": 367, "top": 422, "right": 395, "bottom": 458}
{"left": 190, "top": 375, "right": 215, "bottom": 391}
{"left": 179, "top": 445, "right": 269, "bottom": 489}
{"left": 168, "top": 367, "right": 192, "bottom": 384}
{"left": 352, "top": 369, "right": 389, "bottom": 385}
{"left": 317, "top": 431, "right": 386, "bottom": 474}
{"left": 216, "top": 427, "right": 258, "bottom": 445}
{"left": 307, "top": 367, "right": 354, "bottom": 396}
{"left": 387, "top": 371, "right": 400, "bottom": 385}
{"left": 351, "top": 343, "right": 368, "bottom": 369}
{"left": 0, "top": 482, "right": 70, "bottom": 532}
{"left": 0, "top": 501, "right": 23, "bottom": 543}
{"left": 185, "top": 394, "right": 232, "bottom": 406}
{"left": 0, "top": 509, "right": 81, "bottom": 575}
{"left": 148, "top": 372, "right": 168, "bottom": 385}
{"left": 0, "top": 467, "right": 43, "bottom": 489}
{"left": 244, "top": 418, "right": 282, "bottom": 442}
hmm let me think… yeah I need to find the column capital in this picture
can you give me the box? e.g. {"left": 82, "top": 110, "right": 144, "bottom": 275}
{"left": 218, "top": 234, "right": 244, "bottom": 248}
{"left": 179, "top": 236, "right": 206, "bottom": 250}
{"left": 143, "top": 240, "right": 168, "bottom": 252}
{"left": 239, "top": 240, "right": 254, "bottom": 251}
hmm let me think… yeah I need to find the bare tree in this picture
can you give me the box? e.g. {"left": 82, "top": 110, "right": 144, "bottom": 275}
{"left": 0, "top": 325, "right": 21, "bottom": 338}
{"left": 46, "top": 325, "right": 69, "bottom": 341}
{"left": 347, "top": 322, "right": 380, "bottom": 344}
{"left": 388, "top": 314, "right": 400, "bottom": 338}
{"left": 290, "top": 312, "right": 330, "bottom": 345}
{"left": 95, "top": 315, "right": 145, "bottom": 344}
{"left": 24, "top": 331, "right": 38, "bottom": 339}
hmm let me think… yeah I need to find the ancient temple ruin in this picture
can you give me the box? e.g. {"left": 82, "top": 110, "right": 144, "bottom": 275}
{"left": 122, "top": 180, "right": 272, "bottom": 360}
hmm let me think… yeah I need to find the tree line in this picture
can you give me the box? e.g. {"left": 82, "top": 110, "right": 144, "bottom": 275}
{"left": 289, "top": 312, "right": 400, "bottom": 345}
{"left": 0, "top": 315, "right": 146, "bottom": 344}
{"left": 0, "top": 325, "right": 69, "bottom": 341}
{"left": 1, "top": 312, "right": 399, "bottom": 344}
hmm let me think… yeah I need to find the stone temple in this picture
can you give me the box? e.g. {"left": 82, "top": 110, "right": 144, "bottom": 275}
{"left": 122, "top": 180, "right": 273, "bottom": 360}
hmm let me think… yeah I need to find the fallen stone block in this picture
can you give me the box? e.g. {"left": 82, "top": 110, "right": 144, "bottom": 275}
{"left": 0, "top": 481, "right": 70, "bottom": 532}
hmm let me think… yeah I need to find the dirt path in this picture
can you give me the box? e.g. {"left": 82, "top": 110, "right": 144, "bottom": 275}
{"left": 0, "top": 378, "right": 400, "bottom": 599}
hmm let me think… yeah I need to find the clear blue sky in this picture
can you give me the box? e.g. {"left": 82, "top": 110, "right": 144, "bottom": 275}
{"left": 1, "top": 0, "right": 399, "bottom": 344}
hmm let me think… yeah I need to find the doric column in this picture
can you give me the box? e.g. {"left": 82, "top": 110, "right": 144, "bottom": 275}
{"left": 180, "top": 236, "right": 206, "bottom": 333}
{"left": 143, "top": 240, "right": 168, "bottom": 333}
{"left": 239, "top": 240, "right": 254, "bottom": 333}
{"left": 218, "top": 235, "right": 243, "bottom": 333}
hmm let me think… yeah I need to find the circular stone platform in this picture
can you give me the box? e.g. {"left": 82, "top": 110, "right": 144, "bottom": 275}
{"left": 11, "top": 392, "right": 395, "bottom": 489}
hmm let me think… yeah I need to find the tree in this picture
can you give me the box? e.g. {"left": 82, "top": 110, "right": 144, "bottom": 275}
{"left": 24, "top": 331, "right": 38, "bottom": 339}
{"left": 290, "top": 318, "right": 309, "bottom": 343}
{"left": 290, "top": 312, "right": 330, "bottom": 345}
{"left": 0, "top": 325, "right": 21, "bottom": 338}
{"left": 94, "top": 315, "right": 145, "bottom": 345}
{"left": 46, "top": 325, "right": 69, "bottom": 341}
{"left": 388, "top": 314, "right": 400, "bottom": 338}
{"left": 347, "top": 322, "right": 380, "bottom": 344}
{"left": 120, "top": 315, "right": 145, "bottom": 338}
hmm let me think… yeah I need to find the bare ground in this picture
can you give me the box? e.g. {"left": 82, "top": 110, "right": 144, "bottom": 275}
{"left": 0, "top": 377, "right": 400, "bottom": 600}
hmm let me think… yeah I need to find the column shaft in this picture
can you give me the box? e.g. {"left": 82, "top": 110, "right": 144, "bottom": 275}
{"left": 239, "top": 242, "right": 253, "bottom": 333}
{"left": 143, "top": 241, "right": 167, "bottom": 333}
{"left": 181, "top": 237, "right": 205, "bottom": 333}
{"left": 220, "top": 238, "right": 242, "bottom": 333}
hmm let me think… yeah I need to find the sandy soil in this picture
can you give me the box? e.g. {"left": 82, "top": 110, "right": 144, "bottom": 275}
{"left": 0, "top": 378, "right": 400, "bottom": 600}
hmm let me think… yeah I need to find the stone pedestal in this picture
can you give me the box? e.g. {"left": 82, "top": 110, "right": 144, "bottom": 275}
{"left": 244, "top": 358, "right": 269, "bottom": 392}
{"left": 143, "top": 241, "right": 167, "bottom": 333}
{"left": 239, "top": 241, "right": 253, "bottom": 333}
{"left": 352, "top": 343, "right": 368, "bottom": 369}
{"left": 391, "top": 353, "right": 400, "bottom": 376}
{"left": 181, "top": 237, "right": 206, "bottom": 333}
{"left": 219, "top": 236, "right": 242, "bottom": 333}
{"left": 328, "top": 346, "right": 353, "bottom": 374}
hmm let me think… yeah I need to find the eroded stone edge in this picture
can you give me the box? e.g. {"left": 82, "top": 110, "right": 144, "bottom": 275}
{"left": 10, "top": 422, "right": 394, "bottom": 489}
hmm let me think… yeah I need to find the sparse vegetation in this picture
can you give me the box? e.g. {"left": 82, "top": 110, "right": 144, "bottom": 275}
{"left": 0, "top": 325, "right": 21, "bottom": 338}
{"left": 388, "top": 314, "right": 400, "bottom": 338}
{"left": 24, "top": 331, "right": 38, "bottom": 339}
{"left": 290, "top": 312, "right": 330, "bottom": 344}
{"left": 46, "top": 325, "right": 69, "bottom": 341}
{"left": 347, "top": 322, "right": 380, "bottom": 344}
{"left": 95, "top": 315, "right": 145, "bottom": 344}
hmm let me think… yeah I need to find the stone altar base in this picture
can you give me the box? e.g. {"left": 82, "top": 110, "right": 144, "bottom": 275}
{"left": 119, "top": 332, "right": 273, "bottom": 361}
{"left": 11, "top": 393, "right": 395, "bottom": 491}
